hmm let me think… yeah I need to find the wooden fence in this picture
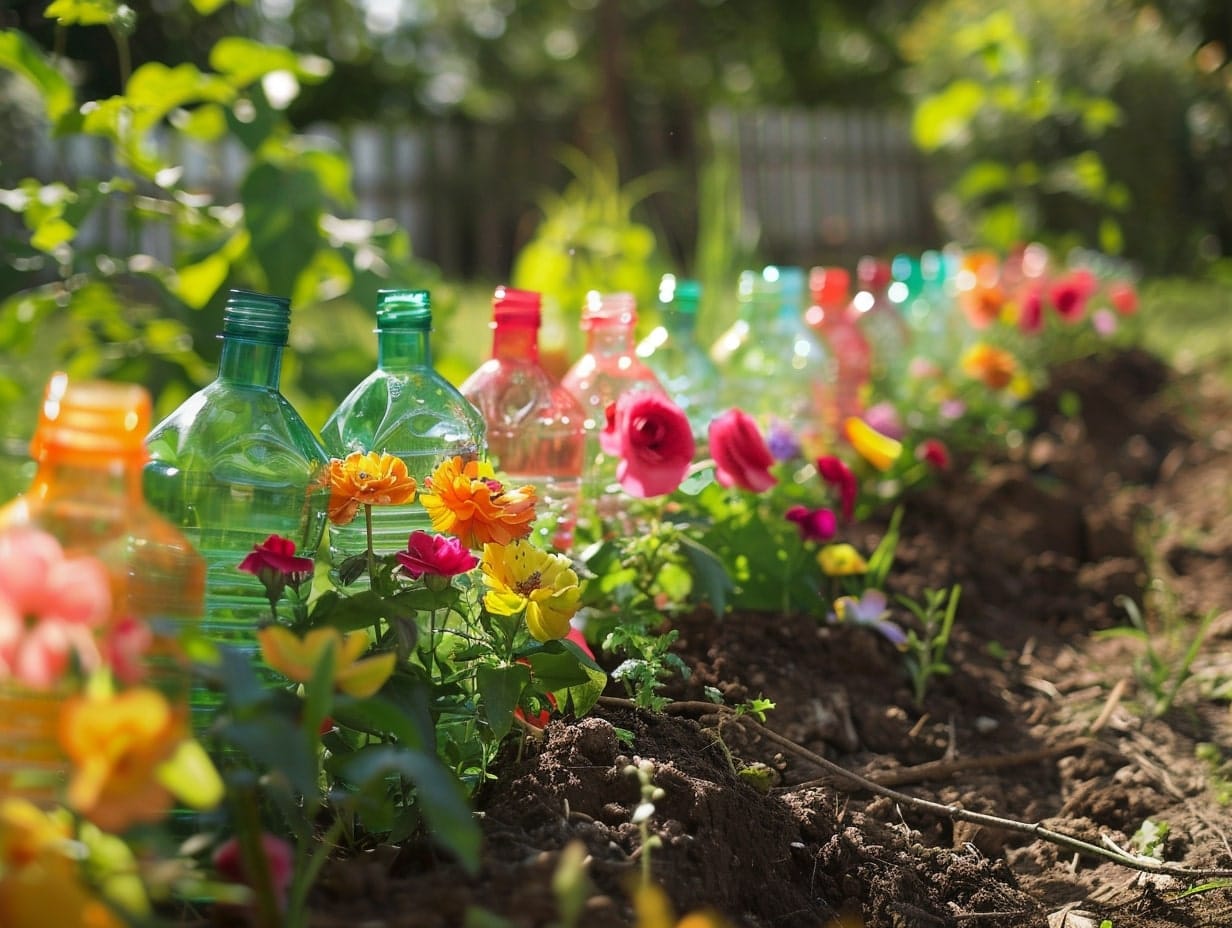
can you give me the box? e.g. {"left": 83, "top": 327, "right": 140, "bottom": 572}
{"left": 22, "top": 108, "right": 935, "bottom": 280}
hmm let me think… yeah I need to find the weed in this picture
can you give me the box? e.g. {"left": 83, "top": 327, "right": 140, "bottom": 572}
{"left": 897, "top": 584, "right": 963, "bottom": 707}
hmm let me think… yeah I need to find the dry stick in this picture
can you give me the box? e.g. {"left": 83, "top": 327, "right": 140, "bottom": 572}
{"left": 595, "top": 696, "right": 1232, "bottom": 881}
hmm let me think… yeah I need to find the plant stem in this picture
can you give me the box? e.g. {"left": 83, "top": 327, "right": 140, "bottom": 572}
{"left": 232, "top": 785, "right": 283, "bottom": 928}
{"left": 364, "top": 504, "right": 380, "bottom": 642}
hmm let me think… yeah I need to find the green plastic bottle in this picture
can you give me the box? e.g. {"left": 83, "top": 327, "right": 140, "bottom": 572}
{"left": 143, "top": 289, "right": 331, "bottom": 713}
{"left": 320, "top": 289, "right": 486, "bottom": 568}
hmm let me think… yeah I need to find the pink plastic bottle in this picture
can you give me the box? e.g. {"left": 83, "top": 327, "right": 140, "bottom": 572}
{"left": 807, "top": 267, "right": 871, "bottom": 425}
{"left": 561, "top": 291, "right": 665, "bottom": 514}
{"left": 460, "top": 286, "right": 587, "bottom": 550}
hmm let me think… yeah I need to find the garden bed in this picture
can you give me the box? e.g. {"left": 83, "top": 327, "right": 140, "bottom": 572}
{"left": 295, "top": 349, "right": 1232, "bottom": 928}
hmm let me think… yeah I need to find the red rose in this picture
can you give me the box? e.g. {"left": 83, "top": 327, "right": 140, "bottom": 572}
{"left": 396, "top": 531, "right": 479, "bottom": 578}
{"left": 708, "top": 409, "right": 777, "bottom": 493}
{"left": 815, "top": 455, "right": 857, "bottom": 523}
{"left": 916, "top": 438, "right": 951, "bottom": 471}
{"left": 238, "top": 534, "right": 315, "bottom": 581}
{"left": 600, "top": 391, "right": 696, "bottom": 498}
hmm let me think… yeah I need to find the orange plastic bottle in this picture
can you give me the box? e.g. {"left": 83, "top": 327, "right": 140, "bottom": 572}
{"left": 0, "top": 374, "right": 205, "bottom": 804}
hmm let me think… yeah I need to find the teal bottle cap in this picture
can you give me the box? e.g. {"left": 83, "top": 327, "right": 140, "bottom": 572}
{"left": 377, "top": 289, "right": 432, "bottom": 330}
{"left": 222, "top": 289, "right": 291, "bottom": 345}
{"left": 658, "top": 274, "right": 701, "bottom": 313}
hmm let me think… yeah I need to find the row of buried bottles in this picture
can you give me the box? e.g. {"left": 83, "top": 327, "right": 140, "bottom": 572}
{"left": 0, "top": 251, "right": 970, "bottom": 799}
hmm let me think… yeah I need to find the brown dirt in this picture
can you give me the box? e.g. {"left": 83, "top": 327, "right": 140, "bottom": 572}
{"left": 299, "top": 348, "right": 1232, "bottom": 927}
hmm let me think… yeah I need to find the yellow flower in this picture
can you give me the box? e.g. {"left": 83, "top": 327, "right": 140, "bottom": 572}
{"left": 57, "top": 688, "right": 185, "bottom": 833}
{"left": 327, "top": 451, "right": 418, "bottom": 526}
{"left": 817, "top": 543, "right": 869, "bottom": 577}
{"left": 1008, "top": 370, "right": 1034, "bottom": 400}
{"left": 257, "top": 625, "right": 396, "bottom": 699}
{"left": 634, "top": 883, "right": 733, "bottom": 928}
{"left": 481, "top": 540, "right": 580, "bottom": 642}
{"left": 843, "top": 417, "right": 902, "bottom": 472}
{"left": 960, "top": 343, "right": 1018, "bottom": 391}
{"left": 0, "top": 799, "right": 125, "bottom": 928}
{"left": 421, "top": 456, "right": 537, "bottom": 548}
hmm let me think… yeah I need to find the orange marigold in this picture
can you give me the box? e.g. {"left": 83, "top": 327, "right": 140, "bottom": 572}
{"left": 960, "top": 343, "right": 1018, "bottom": 391}
{"left": 327, "top": 451, "right": 418, "bottom": 526}
{"left": 420, "top": 456, "right": 537, "bottom": 548}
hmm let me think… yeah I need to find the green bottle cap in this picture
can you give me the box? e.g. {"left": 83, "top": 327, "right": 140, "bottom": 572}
{"left": 222, "top": 289, "right": 291, "bottom": 345}
{"left": 659, "top": 274, "right": 701, "bottom": 314}
{"left": 377, "top": 289, "right": 432, "bottom": 330}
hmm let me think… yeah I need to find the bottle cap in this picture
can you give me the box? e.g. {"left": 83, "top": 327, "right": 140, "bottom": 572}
{"left": 581, "top": 291, "right": 637, "bottom": 329}
{"left": 658, "top": 275, "right": 701, "bottom": 314}
{"left": 222, "top": 289, "right": 291, "bottom": 345}
{"left": 376, "top": 289, "right": 432, "bottom": 330}
{"left": 492, "top": 286, "right": 541, "bottom": 327}
{"left": 808, "top": 266, "right": 850, "bottom": 306}
{"left": 856, "top": 256, "right": 892, "bottom": 290}
{"left": 30, "top": 372, "right": 151, "bottom": 462}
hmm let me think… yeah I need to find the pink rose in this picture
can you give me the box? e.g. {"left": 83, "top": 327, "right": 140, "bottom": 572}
{"left": 238, "top": 535, "right": 315, "bottom": 583}
{"left": 1018, "top": 283, "right": 1044, "bottom": 334}
{"left": 600, "top": 391, "right": 696, "bottom": 498}
{"left": 1049, "top": 269, "right": 1097, "bottom": 323}
{"left": 708, "top": 409, "right": 777, "bottom": 493}
{"left": 396, "top": 531, "right": 479, "bottom": 578}
{"left": 784, "top": 505, "right": 837, "bottom": 542}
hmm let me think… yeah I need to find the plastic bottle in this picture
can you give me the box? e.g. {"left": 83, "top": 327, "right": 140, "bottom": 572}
{"left": 636, "top": 275, "right": 721, "bottom": 442}
{"left": 460, "top": 286, "right": 586, "bottom": 550}
{"left": 561, "top": 291, "right": 665, "bottom": 511}
{"left": 143, "top": 289, "right": 331, "bottom": 709}
{"left": 806, "top": 266, "right": 870, "bottom": 424}
{"left": 710, "top": 266, "right": 835, "bottom": 454}
{"left": 1, "top": 374, "right": 205, "bottom": 804}
{"left": 321, "top": 288, "right": 486, "bottom": 566}
{"left": 852, "top": 256, "right": 911, "bottom": 398}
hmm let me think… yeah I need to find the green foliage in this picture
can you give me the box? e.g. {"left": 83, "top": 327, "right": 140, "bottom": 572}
{"left": 0, "top": 7, "right": 438, "bottom": 459}
{"left": 896, "top": 584, "right": 962, "bottom": 708}
{"left": 900, "top": 0, "right": 1232, "bottom": 274}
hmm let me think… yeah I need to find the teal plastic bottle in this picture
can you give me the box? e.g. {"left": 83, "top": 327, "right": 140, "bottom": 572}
{"left": 320, "top": 289, "right": 486, "bottom": 567}
{"left": 636, "top": 275, "right": 721, "bottom": 443}
{"left": 143, "top": 289, "right": 331, "bottom": 709}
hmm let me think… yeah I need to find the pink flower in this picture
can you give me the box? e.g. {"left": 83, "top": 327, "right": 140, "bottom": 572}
{"left": 1048, "top": 269, "right": 1097, "bottom": 323}
{"left": 1108, "top": 281, "right": 1138, "bottom": 316}
{"left": 101, "top": 615, "right": 153, "bottom": 686}
{"left": 862, "top": 402, "right": 903, "bottom": 441}
{"left": 600, "top": 392, "right": 696, "bottom": 498}
{"left": 213, "top": 833, "right": 295, "bottom": 910}
{"left": 784, "top": 506, "right": 837, "bottom": 542}
{"left": 707, "top": 409, "right": 777, "bottom": 493}
{"left": 916, "top": 438, "right": 951, "bottom": 471}
{"left": 0, "top": 527, "right": 111, "bottom": 689}
{"left": 238, "top": 534, "right": 315, "bottom": 582}
{"left": 815, "top": 455, "right": 857, "bottom": 523}
{"left": 396, "top": 531, "right": 479, "bottom": 578}
{"left": 1092, "top": 308, "right": 1117, "bottom": 337}
{"left": 1018, "top": 283, "right": 1044, "bottom": 334}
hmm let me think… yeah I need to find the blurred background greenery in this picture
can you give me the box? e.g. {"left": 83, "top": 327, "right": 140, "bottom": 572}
{"left": 1, "top": 0, "right": 1231, "bottom": 497}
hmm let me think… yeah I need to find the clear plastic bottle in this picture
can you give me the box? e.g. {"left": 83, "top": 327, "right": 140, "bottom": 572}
{"left": 561, "top": 291, "right": 665, "bottom": 508}
{"left": 460, "top": 286, "right": 586, "bottom": 551}
{"left": 143, "top": 289, "right": 331, "bottom": 710}
{"left": 1, "top": 374, "right": 205, "bottom": 804}
{"left": 636, "top": 275, "right": 721, "bottom": 442}
{"left": 321, "top": 289, "right": 486, "bottom": 565}
{"left": 806, "top": 266, "right": 870, "bottom": 425}
{"left": 852, "top": 256, "right": 912, "bottom": 398}
{"left": 710, "top": 266, "right": 835, "bottom": 453}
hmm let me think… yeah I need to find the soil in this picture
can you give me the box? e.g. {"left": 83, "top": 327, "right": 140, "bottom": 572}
{"left": 303, "top": 348, "right": 1232, "bottom": 928}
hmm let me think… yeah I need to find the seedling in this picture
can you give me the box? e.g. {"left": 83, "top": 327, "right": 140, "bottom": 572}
{"left": 897, "top": 584, "right": 962, "bottom": 707}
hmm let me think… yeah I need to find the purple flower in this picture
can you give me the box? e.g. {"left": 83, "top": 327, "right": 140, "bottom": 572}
{"left": 785, "top": 505, "right": 837, "bottom": 543}
{"left": 827, "top": 589, "right": 907, "bottom": 648}
{"left": 766, "top": 419, "right": 802, "bottom": 462}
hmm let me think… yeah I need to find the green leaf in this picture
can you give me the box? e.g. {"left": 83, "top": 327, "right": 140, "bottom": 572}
{"left": 912, "top": 79, "right": 985, "bottom": 151}
{"left": 210, "top": 38, "right": 332, "bottom": 89}
{"left": 174, "top": 252, "right": 230, "bottom": 309}
{"left": 241, "top": 161, "right": 322, "bottom": 297}
{"left": 330, "top": 690, "right": 429, "bottom": 751}
{"left": 527, "top": 641, "right": 607, "bottom": 718}
{"left": 157, "top": 738, "right": 224, "bottom": 810}
{"left": 175, "top": 102, "right": 229, "bottom": 142}
{"left": 124, "top": 62, "right": 235, "bottom": 134}
{"left": 222, "top": 718, "right": 318, "bottom": 797}
{"left": 676, "top": 533, "right": 732, "bottom": 614}
{"left": 44, "top": 0, "right": 118, "bottom": 27}
{"left": 477, "top": 663, "right": 531, "bottom": 741}
{"left": 30, "top": 215, "right": 76, "bottom": 252}
{"left": 955, "top": 161, "right": 1012, "bottom": 202}
{"left": 330, "top": 745, "right": 480, "bottom": 873}
{"left": 190, "top": 0, "right": 233, "bottom": 13}
{"left": 298, "top": 149, "right": 355, "bottom": 207}
{"left": 0, "top": 31, "right": 75, "bottom": 124}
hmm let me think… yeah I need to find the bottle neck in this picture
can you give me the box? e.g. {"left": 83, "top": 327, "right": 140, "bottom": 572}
{"left": 491, "top": 323, "right": 539, "bottom": 363}
{"left": 378, "top": 329, "right": 431, "bottom": 371}
{"left": 28, "top": 453, "right": 144, "bottom": 506}
{"left": 585, "top": 324, "right": 636, "bottom": 357}
{"left": 663, "top": 312, "right": 698, "bottom": 340}
{"left": 218, "top": 336, "right": 284, "bottom": 388}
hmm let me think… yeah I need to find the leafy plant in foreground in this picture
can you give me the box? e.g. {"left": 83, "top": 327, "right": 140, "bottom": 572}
{"left": 898, "top": 584, "right": 963, "bottom": 708}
